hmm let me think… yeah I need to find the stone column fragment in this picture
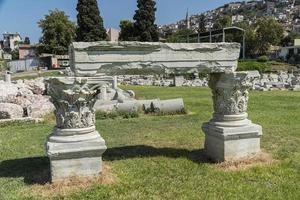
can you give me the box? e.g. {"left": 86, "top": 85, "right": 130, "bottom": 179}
{"left": 46, "top": 77, "right": 107, "bottom": 182}
{"left": 202, "top": 72, "right": 262, "bottom": 162}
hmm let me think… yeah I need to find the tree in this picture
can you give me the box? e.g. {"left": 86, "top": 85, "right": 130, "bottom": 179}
{"left": 119, "top": 20, "right": 135, "bottom": 41}
{"left": 255, "top": 17, "right": 284, "bottom": 55}
{"left": 166, "top": 29, "right": 195, "bottom": 43}
{"left": 213, "top": 16, "right": 232, "bottom": 30}
{"left": 24, "top": 37, "right": 30, "bottom": 45}
{"left": 76, "top": 0, "right": 107, "bottom": 42}
{"left": 198, "top": 14, "right": 206, "bottom": 33}
{"left": 235, "top": 21, "right": 259, "bottom": 58}
{"left": 11, "top": 49, "right": 19, "bottom": 60}
{"left": 133, "top": 0, "right": 159, "bottom": 42}
{"left": 38, "top": 9, "right": 76, "bottom": 55}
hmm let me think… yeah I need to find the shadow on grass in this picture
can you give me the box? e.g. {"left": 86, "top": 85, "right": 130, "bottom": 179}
{"left": 0, "top": 145, "right": 210, "bottom": 185}
{"left": 0, "top": 156, "right": 50, "bottom": 184}
{"left": 104, "top": 145, "right": 211, "bottom": 164}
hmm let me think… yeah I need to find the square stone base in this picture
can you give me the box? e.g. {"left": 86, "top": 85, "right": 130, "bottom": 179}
{"left": 50, "top": 156, "right": 103, "bottom": 182}
{"left": 46, "top": 133, "right": 107, "bottom": 183}
{"left": 202, "top": 122, "right": 262, "bottom": 162}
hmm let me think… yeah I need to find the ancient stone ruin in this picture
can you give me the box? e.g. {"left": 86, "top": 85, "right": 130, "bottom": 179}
{"left": 69, "top": 41, "right": 262, "bottom": 161}
{"left": 46, "top": 41, "right": 263, "bottom": 182}
{"left": 46, "top": 77, "right": 107, "bottom": 182}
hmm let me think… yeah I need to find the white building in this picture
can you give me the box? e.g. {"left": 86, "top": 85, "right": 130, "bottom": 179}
{"left": 232, "top": 15, "right": 244, "bottom": 24}
{"left": 3, "top": 32, "right": 22, "bottom": 51}
{"left": 278, "top": 39, "right": 300, "bottom": 61}
{"left": 106, "top": 28, "right": 120, "bottom": 42}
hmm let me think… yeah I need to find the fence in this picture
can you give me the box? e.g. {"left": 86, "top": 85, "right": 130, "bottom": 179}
{"left": 7, "top": 58, "right": 39, "bottom": 73}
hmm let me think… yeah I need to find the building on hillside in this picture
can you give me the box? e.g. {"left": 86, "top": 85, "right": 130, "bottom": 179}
{"left": 278, "top": 39, "right": 300, "bottom": 61}
{"left": 3, "top": 32, "right": 22, "bottom": 51}
{"left": 0, "top": 41, "right": 3, "bottom": 59}
{"left": 266, "top": 1, "right": 276, "bottom": 16}
{"left": 295, "top": 39, "right": 300, "bottom": 45}
{"left": 19, "top": 45, "right": 37, "bottom": 59}
{"left": 227, "top": 2, "right": 242, "bottom": 10}
{"left": 293, "top": 24, "right": 300, "bottom": 33}
{"left": 106, "top": 28, "right": 120, "bottom": 42}
{"left": 232, "top": 15, "right": 244, "bottom": 24}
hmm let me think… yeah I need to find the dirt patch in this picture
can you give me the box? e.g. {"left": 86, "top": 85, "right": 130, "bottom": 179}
{"left": 215, "top": 151, "right": 277, "bottom": 171}
{"left": 25, "top": 163, "right": 116, "bottom": 198}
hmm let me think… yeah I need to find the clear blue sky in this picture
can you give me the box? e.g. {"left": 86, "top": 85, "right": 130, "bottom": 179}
{"left": 0, "top": 0, "right": 239, "bottom": 43}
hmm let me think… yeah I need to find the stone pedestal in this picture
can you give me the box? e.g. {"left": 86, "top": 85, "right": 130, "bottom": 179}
{"left": 4, "top": 71, "right": 11, "bottom": 83}
{"left": 202, "top": 72, "right": 262, "bottom": 162}
{"left": 46, "top": 77, "right": 107, "bottom": 182}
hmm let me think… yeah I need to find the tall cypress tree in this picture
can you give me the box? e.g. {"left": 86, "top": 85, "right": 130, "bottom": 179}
{"left": 133, "top": 0, "right": 159, "bottom": 42}
{"left": 76, "top": 0, "right": 107, "bottom": 42}
{"left": 198, "top": 14, "right": 206, "bottom": 33}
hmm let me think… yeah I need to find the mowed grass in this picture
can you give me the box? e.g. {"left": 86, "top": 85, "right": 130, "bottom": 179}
{"left": 0, "top": 86, "right": 300, "bottom": 200}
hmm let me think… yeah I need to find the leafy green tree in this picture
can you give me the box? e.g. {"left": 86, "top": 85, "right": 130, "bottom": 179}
{"left": 255, "top": 17, "right": 284, "bottom": 55}
{"left": 213, "top": 16, "right": 232, "bottom": 30}
{"left": 11, "top": 49, "right": 19, "bottom": 60}
{"left": 234, "top": 21, "right": 259, "bottom": 58}
{"left": 133, "top": 0, "right": 159, "bottom": 42}
{"left": 166, "top": 29, "right": 194, "bottom": 43}
{"left": 119, "top": 20, "right": 135, "bottom": 41}
{"left": 38, "top": 9, "right": 76, "bottom": 55}
{"left": 76, "top": 0, "right": 107, "bottom": 42}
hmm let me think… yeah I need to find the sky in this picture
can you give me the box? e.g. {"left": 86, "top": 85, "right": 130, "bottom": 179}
{"left": 0, "top": 0, "right": 240, "bottom": 43}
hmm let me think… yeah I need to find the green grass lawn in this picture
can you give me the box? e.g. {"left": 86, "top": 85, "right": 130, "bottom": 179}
{"left": 0, "top": 86, "right": 300, "bottom": 200}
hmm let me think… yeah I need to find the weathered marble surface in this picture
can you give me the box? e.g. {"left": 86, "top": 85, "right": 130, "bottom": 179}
{"left": 202, "top": 72, "right": 262, "bottom": 161}
{"left": 46, "top": 77, "right": 107, "bottom": 182}
{"left": 69, "top": 42, "right": 241, "bottom": 76}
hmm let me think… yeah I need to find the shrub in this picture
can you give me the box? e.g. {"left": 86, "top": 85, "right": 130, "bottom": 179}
{"left": 257, "top": 55, "right": 269, "bottom": 62}
{"left": 237, "top": 60, "right": 267, "bottom": 73}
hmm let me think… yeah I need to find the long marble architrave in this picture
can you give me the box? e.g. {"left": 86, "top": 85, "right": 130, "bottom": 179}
{"left": 46, "top": 77, "right": 108, "bottom": 182}
{"left": 69, "top": 42, "right": 240, "bottom": 76}
{"left": 202, "top": 72, "right": 262, "bottom": 161}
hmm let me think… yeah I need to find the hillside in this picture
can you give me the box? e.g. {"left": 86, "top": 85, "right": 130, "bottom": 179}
{"left": 159, "top": 0, "right": 300, "bottom": 34}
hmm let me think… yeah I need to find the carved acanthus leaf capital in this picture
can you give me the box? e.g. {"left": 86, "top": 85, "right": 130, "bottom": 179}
{"left": 46, "top": 77, "right": 107, "bottom": 129}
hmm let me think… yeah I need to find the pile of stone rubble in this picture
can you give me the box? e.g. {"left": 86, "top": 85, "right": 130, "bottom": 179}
{"left": 0, "top": 75, "right": 186, "bottom": 120}
{"left": 117, "top": 71, "right": 300, "bottom": 91}
{"left": 249, "top": 71, "right": 300, "bottom": 91}
{"left": 0, "top": 77, "right": 54, "bottom": 120}
{"left": 2, "top": 69, "right": 299, "bottom": 121}
{"left": 118, "top": 75, "right": 208, "bottom": 87}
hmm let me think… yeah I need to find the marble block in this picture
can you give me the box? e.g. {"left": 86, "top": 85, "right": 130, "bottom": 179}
{"left": 202, "top": 121, "right": 262, "bottom": 162}
{"left": 69, "top": 42, "right": 241, "bottom": 76}
{"left": 47, "top": 127, "right": 107, "bottom": 182}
